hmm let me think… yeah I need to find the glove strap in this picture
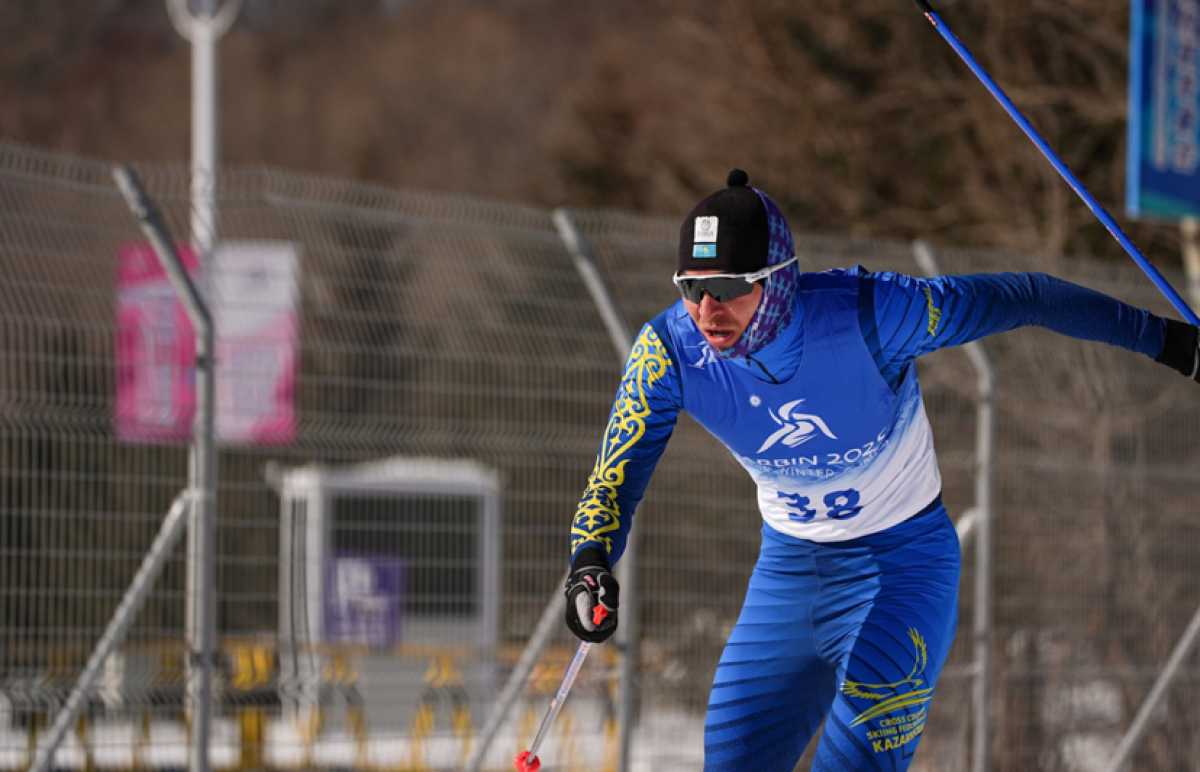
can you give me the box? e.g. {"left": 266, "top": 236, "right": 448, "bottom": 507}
{"left": 571, "top": 546, "right": 611, "bottom": 573}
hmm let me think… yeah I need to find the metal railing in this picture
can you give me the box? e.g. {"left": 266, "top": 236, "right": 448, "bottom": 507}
{"left": 2, "top": 141, "right": 1198, "bottom": 770}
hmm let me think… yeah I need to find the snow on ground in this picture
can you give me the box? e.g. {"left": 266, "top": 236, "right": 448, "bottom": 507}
{"left": 2, "top": 699, "right": 708, "bottom": 770}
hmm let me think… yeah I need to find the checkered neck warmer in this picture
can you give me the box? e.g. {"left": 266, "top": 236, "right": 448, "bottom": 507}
{"left": 717, "top": 187, "right": 799, "bottom": 360}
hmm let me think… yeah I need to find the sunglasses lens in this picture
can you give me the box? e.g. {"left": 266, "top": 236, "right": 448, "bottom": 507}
{"left": 677, "top": 280, "right": 705, "bottom": 303}
{"left": 678, "top": 277, "right": 755, "bottom": 303}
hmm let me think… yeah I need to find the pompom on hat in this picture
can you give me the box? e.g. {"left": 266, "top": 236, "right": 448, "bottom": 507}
{"left": 677, "top": 169, "right": 799, "bottom": 358}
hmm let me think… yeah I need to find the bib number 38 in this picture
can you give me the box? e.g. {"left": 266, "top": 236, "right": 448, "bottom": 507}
{"left": 778, "top": 488, "right": 863, "bottom": 523}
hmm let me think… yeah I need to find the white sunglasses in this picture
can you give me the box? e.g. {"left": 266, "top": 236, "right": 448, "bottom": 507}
{"left": 672, "top": 256, "right": 798, "bottom": 303}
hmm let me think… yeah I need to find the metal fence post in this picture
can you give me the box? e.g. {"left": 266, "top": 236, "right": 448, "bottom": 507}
{"left": 114, "top": 164, "right": 219, "bottom": 772}
{"left": 552, "top": 208, "right": 639, "bottom": 772}
{"left": 913, "top": 241, "right": 994, "bottom": 772}
{"left": 164, "top": 3, "right": 240, "bottom": 768}
{"left": 464, "top": 571, "right": 569, "bottom": 771}
{"left": 1102, "top": 606, "right": 1200, "bottom": 772}
{"left": 465, "top": 209, "right": 639, "bottom": 771}
{"left": 29, "top": 495, "right": 191, "bottom": 772}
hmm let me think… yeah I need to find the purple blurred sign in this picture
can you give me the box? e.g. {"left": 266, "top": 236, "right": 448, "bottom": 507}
{"left": 324, "top": 555, "right": 406, "bottom": 649}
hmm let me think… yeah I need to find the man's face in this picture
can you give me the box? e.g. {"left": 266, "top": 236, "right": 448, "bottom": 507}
{"left": 680, "top": 270, "right": 763, "bottom": 351}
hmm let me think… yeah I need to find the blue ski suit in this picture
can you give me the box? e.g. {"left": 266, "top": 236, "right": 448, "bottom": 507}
{"left": 569, "top": 267, "right": 1166, "bottom": 770}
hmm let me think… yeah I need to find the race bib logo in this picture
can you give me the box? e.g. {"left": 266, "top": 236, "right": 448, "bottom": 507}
{"left": 687, "top": 341, "right": 719, "bottom": 369}
{"left": 756, "top": 399, "right": 837, "bottom": 453}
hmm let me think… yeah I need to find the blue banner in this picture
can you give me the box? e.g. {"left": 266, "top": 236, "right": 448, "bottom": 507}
{"left": 1127, "top": 0, "right": 1200, "bottom": 219}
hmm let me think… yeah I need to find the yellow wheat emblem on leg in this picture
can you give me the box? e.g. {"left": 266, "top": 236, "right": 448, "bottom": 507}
{"left": 841, "top": 627, "right": 929, "bottom": 701}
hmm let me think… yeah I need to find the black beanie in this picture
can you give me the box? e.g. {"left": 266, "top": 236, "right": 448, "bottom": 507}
{"left": 677, "top": 168, "right": 770, "bottom": 274}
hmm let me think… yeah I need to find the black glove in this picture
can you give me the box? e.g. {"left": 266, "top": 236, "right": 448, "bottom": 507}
{"left": 564, "top": 548, "right": 619, "bottom": 643}
{"left": 1156, "top": 319, "right": 1200, "bottom": 382}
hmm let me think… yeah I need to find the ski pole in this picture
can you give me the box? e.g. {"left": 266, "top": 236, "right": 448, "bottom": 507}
{"left": 912, "top": 0, "right": 1200, "bottom": 324}
{"left": 513, "top": 605, "right": 609, "bottom": 772}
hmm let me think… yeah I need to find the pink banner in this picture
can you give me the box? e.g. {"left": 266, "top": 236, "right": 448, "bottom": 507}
{"left": 114, "top": 242, "right": 199, "bottom": 442}
{"left": 114, "top": 240, "right": 299, "bottom": 445}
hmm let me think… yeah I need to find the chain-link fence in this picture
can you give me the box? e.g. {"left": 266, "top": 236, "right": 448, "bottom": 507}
{"left": 1, "top": 141, "right": 1198, "bottom": 771}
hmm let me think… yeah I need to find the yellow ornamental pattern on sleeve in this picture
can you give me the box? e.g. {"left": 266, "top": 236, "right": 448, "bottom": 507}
{"left": 923, "top": 285, "right": 942, "bottom": 336}
{"left": 571, "top": 326, "right": 673, "bottom": 555}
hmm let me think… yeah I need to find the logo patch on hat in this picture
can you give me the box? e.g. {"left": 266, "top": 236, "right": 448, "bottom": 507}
{"left": 692, "top": 244, "right": 717, "bottom": 258}
{"left": 694, "top": 216, "right": 718, "bottom": 243}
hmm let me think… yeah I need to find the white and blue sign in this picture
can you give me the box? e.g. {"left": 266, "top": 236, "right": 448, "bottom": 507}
{"left": 325, "top": 555, "right": 405, "bottom": 649}
{"left": 1127, "top": 0, "right": 1200, "bottom": 219}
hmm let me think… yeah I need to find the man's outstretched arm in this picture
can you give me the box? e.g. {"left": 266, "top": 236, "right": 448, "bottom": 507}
{"left": 861, "top": 271, "right": 1191, "bottom": 384}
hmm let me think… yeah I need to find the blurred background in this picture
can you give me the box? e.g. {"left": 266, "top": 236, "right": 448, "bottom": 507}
{"left": 1, "top": 0, "right": 1186, "bottom": 260}
{"left": 1, "top": 1, "right": 1199, "bottom": 770}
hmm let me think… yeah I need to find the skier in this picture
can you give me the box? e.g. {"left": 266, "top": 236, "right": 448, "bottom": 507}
{"left": 562, "top": 169, "right": 1200, "bottom": 770}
